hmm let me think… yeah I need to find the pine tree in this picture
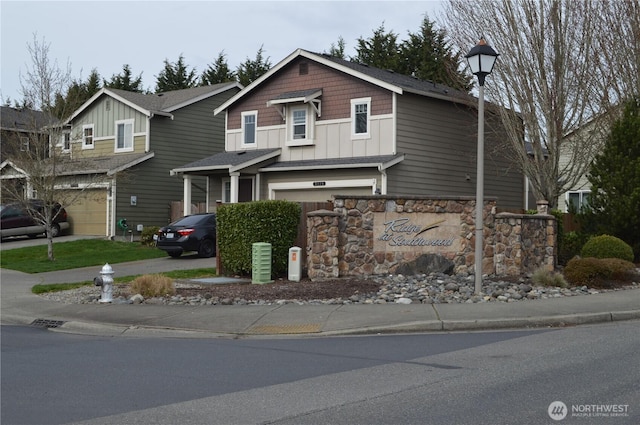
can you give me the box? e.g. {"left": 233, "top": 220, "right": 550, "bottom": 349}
{"left": 200, "top": 51, "right": 236, "bottom": 85}
{"left": 155, "top": 54, "right": 197, "bottom": 92}
{"left": 583, "top": 98, "right": 640, "bottom": 256}
{"left": 104, "top": 64, "right": 144, "bottom": 92}
{"left": 51, "top": 68, "right": 102, "bottom": 119}
{"left": 236, "top": 46, "right": 271, "bottom": 87}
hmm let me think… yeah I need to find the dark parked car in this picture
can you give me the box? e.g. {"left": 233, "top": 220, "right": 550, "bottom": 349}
{"left": 0, "top": 200, "right": 70, "bottom": 239}
{"left": 156, "top": 213, "right": 216, "bottom": 258}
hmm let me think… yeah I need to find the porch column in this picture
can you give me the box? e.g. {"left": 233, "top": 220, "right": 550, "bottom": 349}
{"left": 183, "top": 175, "right": 192, "bottom": 216}
{"left": 230, "top": 172, "right": 240, "bottom": 203}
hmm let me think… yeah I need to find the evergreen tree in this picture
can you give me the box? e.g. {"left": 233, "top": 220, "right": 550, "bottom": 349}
{"left": 200, "top": 51, "right": 236, "bottom": 85}
{"left": 326, "top": 36, "right": 346, "bottom": 59}
{"left": 104, "top": 64, "right": 144, "bottom": 92}
{"left": 236, "top": 46, "right": 272, "bottom": 87}
{"left": 583, "top": 98, "right": 640, "bottom": 256}
{"left": 352, "top": 23, "right": 401, "bottom": 71}
{"left": 155, "top": 54, "right": 197, "bottom": 92}
{"left": 51, "top": 68, "right": 102, "bottom": 119}
{"left": 399, "top": 17, "right": 471, "bottom": 91}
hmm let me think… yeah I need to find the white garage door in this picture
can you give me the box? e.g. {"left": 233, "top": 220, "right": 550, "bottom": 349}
{"left": 274, "top": 187, "right": 371, "bottom": 202}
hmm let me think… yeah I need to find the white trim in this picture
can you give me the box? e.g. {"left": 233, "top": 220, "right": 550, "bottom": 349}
{"left": 286, "top": 105, "right": 314, "bottom": 146}
{"left": 268, "top": 178, "right": 376, "bottom": 200}
{"left": 241, "top": 110, "right": 258, "bottom": 148}
{"left": 114, "top": 118, "right": 134, "bottom": 152}
{"left": 351, "top": 97, "right": 371, "bottom": 139}
{"left": 392, "top": 93, "right": 398, "bottom": 154}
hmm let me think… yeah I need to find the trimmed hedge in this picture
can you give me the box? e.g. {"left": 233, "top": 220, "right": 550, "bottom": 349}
{"left": 564, "top": 257, "right": 636, "bottom": 288}
{"left": 580, "top": 234, "right": 634, "bottom": 262}
{"left": 216, "top": 200, "right": 301, "bottom": 276}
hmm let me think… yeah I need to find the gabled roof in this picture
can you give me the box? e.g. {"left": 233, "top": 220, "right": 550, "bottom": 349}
{"left": 215, "top": 49, "right": 471, "bottom": 115}
{"left": 170, "top": 148, "right": 282, "bottom": 175}
{"left": 67, "top": 82, "right": 242, "bottom": 123}
{"left": 1, "top": 106, "right": 50, "bottom": 132}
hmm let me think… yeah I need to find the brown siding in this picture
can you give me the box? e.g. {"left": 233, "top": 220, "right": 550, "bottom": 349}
{"left": 227, "top": 58, "right": 393, "bottom": 129}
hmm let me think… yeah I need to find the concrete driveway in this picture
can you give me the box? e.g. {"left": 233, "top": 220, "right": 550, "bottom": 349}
{"left": 0, "top": 234, "right": 105, "bottom": 251}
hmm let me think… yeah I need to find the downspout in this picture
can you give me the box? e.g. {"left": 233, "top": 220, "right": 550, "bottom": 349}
{"left": 145, "top": 116, "right": 151, "bottom": 152}
{"left": 108, "top": 178, "right": 117, "bottom": 238}
{"left": 378, "top": 165, "right": 388, "bottom": 195}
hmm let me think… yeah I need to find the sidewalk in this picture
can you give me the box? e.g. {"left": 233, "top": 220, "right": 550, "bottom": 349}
{"left": 2, "top": 257, "right": 639, "bottom": 338}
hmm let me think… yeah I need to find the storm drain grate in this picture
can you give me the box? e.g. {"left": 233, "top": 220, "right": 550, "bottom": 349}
{"left": 31, "top": 318, "right": 66, "bottom": 328}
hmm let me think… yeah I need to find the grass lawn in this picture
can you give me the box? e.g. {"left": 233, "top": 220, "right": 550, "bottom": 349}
{"left": 0, "top": 239, "right": 168, "bottom": 273}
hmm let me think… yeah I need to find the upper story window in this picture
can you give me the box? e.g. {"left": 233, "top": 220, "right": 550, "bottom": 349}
{"left": 115, "top": 119, "right": 134, "bottom": 152}
{"left": 62, "top": 132, "right": 71, "bottom": 151}
{"left": 19, "top": 137, "right": 29, "bottom": 152}
{"left": 82, "top": 124, "right": 94, "bottom": 149}
{"left": 242, "top": 111, "right": 257, "bottom": 147}
{"left": 292, "top": 108, "right": 307, "bottom": 139}
{"left": 351, "top": 97, "right": 371, "bottom": 139}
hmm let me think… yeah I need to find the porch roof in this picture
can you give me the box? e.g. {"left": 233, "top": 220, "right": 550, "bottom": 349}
{"left": 258, "top": 154, "right": 405, "bottom": 172}
{"left": 170, "top": 148, "right": 282, "bottom": 175}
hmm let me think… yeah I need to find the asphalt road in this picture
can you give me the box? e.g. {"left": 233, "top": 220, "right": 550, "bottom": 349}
{"left": 2, "top": 320, "right": 638, "bottom": 425}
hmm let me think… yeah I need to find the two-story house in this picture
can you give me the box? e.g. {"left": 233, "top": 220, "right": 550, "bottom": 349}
{"left": 1, "top": 83, "right": 241, "bottom": 236}
{"left": 170, "top": 49, "right": 525, "bottom": 211}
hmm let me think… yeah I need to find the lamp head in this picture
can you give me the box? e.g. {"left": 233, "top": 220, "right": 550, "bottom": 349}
{"left": 465, "top": 38, "right": 499, "bottom": 86}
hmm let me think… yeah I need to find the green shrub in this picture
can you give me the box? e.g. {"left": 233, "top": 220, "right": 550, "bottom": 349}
{"left": 141, "top": 226, "right": 160, "bottom": 246}
{"left": 563, "top": 257, "right": 636, "bottom": 288}
{"left": 580, "top": 234, "right": 634, "bottom": 262}
{"left": 558, "top": 231, "right": 589, "bottom": 266}
{"left": 531, "top": 268, "right": 568, "bottom": 288}
{"left": 130, "top": 274, "right": 175, "bottom": 297}
{"left": 217, "top": 200, "right": 301, "bottom": 276}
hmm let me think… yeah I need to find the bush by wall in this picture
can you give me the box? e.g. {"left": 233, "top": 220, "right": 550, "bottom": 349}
{"left": 564, "top": 257, "right": 636, "bottom": 288}
{"left": 216, "top": 200, "right": 301, "bottom": 276}
{"left": 580, "top": 234, "right": 634, "bottom": 262}
{"left": 559, "top": 231, "right": 589, "bottom": 265}
{"left": 141, "top": 226, "right": 160, "bottom": 247}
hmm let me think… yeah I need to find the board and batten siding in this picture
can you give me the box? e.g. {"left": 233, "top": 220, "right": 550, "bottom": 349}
{"left": 113, "top": 88, "right": 239, "bottom": 229}
{"left": 391, "top": 93, "right": 524, "bottom": 210}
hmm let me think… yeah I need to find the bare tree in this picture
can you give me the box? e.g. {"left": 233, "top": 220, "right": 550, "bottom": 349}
{"left": 2, "top": 34, "right": 107, "bottom": 260}
{"left": 440, "top": 0, "right": 626, "bottom": 209}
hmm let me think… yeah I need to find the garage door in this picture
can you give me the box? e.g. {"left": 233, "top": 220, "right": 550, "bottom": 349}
{"left": 274, "top": 187, "right": 371, "bottom": 202}
{"left": 63, "top": 190, "right": 107, "bottom": 235}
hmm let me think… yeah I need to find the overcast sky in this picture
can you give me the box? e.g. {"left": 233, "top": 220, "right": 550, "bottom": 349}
{"left": 1, "top": 0, "right": 444, "bottom": 104}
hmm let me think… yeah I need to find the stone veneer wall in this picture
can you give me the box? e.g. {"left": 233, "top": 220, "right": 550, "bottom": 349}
{"left": 306, "top": 196, "right": 557, "bottom": 280}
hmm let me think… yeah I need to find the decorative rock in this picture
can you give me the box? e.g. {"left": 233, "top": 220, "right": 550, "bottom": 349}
{"left": 130, "top": 294, "right": 144, "bottom": 304}
{"left": 395, "top": 297, "right": 412, "bottom": 304}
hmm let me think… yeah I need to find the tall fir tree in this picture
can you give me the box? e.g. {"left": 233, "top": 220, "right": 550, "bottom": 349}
{"left": 399, "top": 17, "right": 471, "bottom": 91}
{"left": 104, "top": 64, "right": 144, "bottom": 92}
{"left": 51, "top": 68, "right": 101, "bottom": 119}
{"left": 352, "top": 23, "right": 401, "bottom": 71}
{"left": 155, "top": 54, "right": 197, "bottom": 92}
{"left": 201, "top": 51, "right": 236, "bottom": 85}
{"left": 583, "top": 98, "right": 640, "bottom": 256}
{"left": 236, "top": 46, "right": 271, "bottom": 87}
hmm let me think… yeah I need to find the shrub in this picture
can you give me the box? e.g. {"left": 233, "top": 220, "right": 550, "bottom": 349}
{"left": 580, "top": 234, "right": 634, "bottom": 262}
{"left": 141, "top": 226, "right": 160, "bottom": 247}
{"left": 217, "top": 200, "right": 301, "bottom": 276}
{"left": 558, "top": 231, "right": 589, "bottom": 266}
{"left": 130, "top": 274, "right": 175, "bottom": 297}
{"left": 531, "top": 268, "right": 568, "bottom": 288}
{"left": 563, "top": 257, "right": 636, "bottom": 288}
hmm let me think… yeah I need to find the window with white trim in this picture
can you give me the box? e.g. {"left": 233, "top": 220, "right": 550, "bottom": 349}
{"left": 351, "top": 97, "right": 371, "bottom": 139}
{"left": 242, "top": 111, "right": 257, "bottom": 147}
{"left": 286, "top": 105, "right": 315, "bottom": 146}
{"left": 115, "top": 119, "right": 134, "bottom": 152}
{"left": 19, "top": 137, "right": 29, "bottom": 152}
{"left": 292, "top": 108, "right": 307, "bottom": 139}
{"left": 82, "top": 124, "right": 94, "bottom": 149}
{"left": 62, "top": 131, "right": 71, "bottom": 151}
{"left": 566, "top": 190, "right": 590, "bottom": 212}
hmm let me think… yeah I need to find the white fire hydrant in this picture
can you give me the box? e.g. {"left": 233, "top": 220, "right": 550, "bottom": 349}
{"left": 94, "top": 263, "right": 114, "bottom": 303}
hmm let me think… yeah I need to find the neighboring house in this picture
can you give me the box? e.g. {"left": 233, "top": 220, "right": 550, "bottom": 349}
{"left": 0, "top": 106, "right": 49, "bottom": 201}
{"left": 170, "top": 49, "right": 525, "bottom": 210}
{"left": 0, "top": 83, "right": 241, "bottom": 236}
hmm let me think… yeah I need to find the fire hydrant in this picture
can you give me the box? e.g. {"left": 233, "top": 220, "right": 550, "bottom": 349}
{"left": 93, "top": 263, "right": 114, "bottom": 303}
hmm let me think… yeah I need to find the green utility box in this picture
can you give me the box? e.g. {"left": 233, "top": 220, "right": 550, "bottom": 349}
{"left": 252, "top": 242, "right": 273, "bottom": 284}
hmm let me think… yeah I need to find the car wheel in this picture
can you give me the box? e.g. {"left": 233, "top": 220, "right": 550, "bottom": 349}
{"left": 50, "top": 224, "right": 61, "bottom": 238}
{"left": 168, "top": 251, "right": 182, "bottom": 258}
{"left": 28, "top": 234, "right": 38, "bottom": 239}
{"left": 198, "top": 239, "right": 215, "bottom": 258}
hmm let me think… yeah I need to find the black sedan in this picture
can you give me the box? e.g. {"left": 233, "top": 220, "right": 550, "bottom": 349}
{"left": 156, "top": 213, "right": 216, "bottom": 258}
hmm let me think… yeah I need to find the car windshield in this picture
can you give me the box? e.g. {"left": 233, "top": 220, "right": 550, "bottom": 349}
{"left": 171, "top": 214, "right": 214, "bottom": 227}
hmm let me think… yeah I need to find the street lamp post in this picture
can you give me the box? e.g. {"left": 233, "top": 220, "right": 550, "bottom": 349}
{"left": 465, "top": 38, "right": 499, "bottom": 295}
